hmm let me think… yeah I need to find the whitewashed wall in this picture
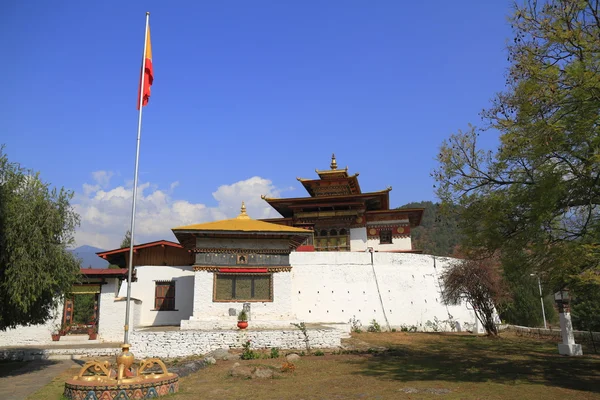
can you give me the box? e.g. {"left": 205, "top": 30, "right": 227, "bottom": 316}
{"left": 290, "top": 252, "right": 476, "bottom": 330}
{"left": 0, "top": 301, "right": 64, "bottom": 346}
{"left": 366, "top": 236, "right": 411, "bottom": 252}
{"left": 98, "top": 279, "right": 140, "bottom": 342}
{"left": 350, "top": 228, "right": 367, "bottom": 251}
{"left": 181, "top": 270, "right": 294, "bottom": 329}
{"left": 131, "top": 327, "right": 341, "bottom": 358}
{"left": 350, "top": 225, "right": 412, "bottom": 252}
{"left": 129, "top": 266, "right": 195, "bottom": 326}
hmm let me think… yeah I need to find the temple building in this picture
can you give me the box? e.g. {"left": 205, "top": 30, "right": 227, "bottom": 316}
{"left": 0, "top": 158, "right": 482, "bottom": 354}
{"left": 260, "top": 154, "right": 424, "bottom": 252}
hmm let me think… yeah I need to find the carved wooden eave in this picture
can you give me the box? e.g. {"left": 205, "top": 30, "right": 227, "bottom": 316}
{"left": 193, "top": 265, "right": 292, "bottom": 273}
{"left": 193, "top": 248, "right": 291, "bottom": 254}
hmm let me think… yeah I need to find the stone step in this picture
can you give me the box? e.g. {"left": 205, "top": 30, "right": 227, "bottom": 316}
{"left": 59, "top": 335, "right": 92, "bottom": 343}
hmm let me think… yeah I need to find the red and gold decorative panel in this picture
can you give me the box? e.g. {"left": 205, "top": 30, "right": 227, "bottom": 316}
{"left": 366, "top": 224, "right": 410, "bottom": 238}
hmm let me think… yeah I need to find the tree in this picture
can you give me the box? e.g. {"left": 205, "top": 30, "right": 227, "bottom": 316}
{"left": 433, "top": 0, "right": 600, "bottom": 290}
{"left": 0, "top": 147, "right": 80, "bottom": 330}
{"left": 399, "top": 201, "right": 462, "bottom": 256}
{"left": 501, "top": 255, "right": 557, "bottom": 327}
{"left": 440, "top": 253, "right": 509, "bottom": 335}
{"left": 571, "top": 282, "right": 600, "bottom": 332}
{"left": 120, "top": 230, "right": 131, "bottom": 249}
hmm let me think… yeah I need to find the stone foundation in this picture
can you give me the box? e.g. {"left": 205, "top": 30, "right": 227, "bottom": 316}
{"left": 130, "top": 327, "right": 342, "bottom": 358}
{"left": 0, "top": 347, "right": 121, "bottom": 361}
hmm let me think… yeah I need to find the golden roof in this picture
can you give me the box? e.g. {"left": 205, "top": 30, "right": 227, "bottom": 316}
{"left": 172, "top": 201, "right": 310, "bottom": 233}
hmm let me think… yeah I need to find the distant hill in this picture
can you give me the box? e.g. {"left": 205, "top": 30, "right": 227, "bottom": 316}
{"left": 70, "top": 245, "right": 108, "bottom": 269}
{"left": 399, "top": 201, "right": 462, "bottom": 257}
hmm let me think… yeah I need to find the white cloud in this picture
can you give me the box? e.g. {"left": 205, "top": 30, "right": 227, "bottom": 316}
{"left": 73, "top": 174, "right": 284, "bottom": 250}
{"left": 91, "top": 170, "right": 114, "bottom": 188}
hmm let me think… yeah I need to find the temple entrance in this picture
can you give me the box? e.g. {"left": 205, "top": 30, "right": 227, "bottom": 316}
{"left": 62, "top": 285, "right": 100, "bottom": 335}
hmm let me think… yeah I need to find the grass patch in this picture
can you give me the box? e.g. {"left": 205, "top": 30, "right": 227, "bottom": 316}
{"left": 28, "top": 332, "right": 600, "bottom": 399}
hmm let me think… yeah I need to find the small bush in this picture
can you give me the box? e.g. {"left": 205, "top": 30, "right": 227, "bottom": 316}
{"left": 400, "top": 324, "right": 417, "bottom": 332}
{"left": 314, "top": 350, "right": 324, "bottom": 356}
{"left": 391, "top": 328, "right": 397, "bottom": 332}
{"left": 241, "top": 340, "right": 260, "bottom": 360}
{"left": 349, "top": 316, "right": 363, "bottom": 333}
{"left": 270, "top": 347, "right": 280, "bottom": 359}
{"left": 367, "top": 319, "right": 382, "bottom": 333}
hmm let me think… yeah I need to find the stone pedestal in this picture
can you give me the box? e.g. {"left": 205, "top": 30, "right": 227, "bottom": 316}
{"left": 558, "top": 312, "right": 583, "bottom": 356}
{"left": 558, "top": 343, "right": 582, "bottom": 356}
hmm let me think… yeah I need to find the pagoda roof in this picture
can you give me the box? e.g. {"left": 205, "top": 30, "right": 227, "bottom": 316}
{"left": 296, "top": 154, "right": 362, "bottom": 197}
{"left": 172, "top": 202, "right": 313, "bottom": 248}
{"left": 262, "top": 188, "right": 392, "bottom": 218}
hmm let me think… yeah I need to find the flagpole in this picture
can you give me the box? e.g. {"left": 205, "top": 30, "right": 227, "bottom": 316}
{"left": 124, "top": 11, "right": 150, "bottom": 345}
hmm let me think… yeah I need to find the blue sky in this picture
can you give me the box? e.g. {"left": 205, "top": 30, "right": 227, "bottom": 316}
{"left": 0, "top": 1, "right": 513, "bottom": 249}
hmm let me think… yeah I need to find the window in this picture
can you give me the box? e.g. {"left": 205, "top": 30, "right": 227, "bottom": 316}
{"left": 379, "top": 230, "right": 392, "bottom": 244}
{"left": 214, "top": 274, "right": 272, "bottom": 302}
{"left": 155, "top": 281, "right": 175, "bottom": 310}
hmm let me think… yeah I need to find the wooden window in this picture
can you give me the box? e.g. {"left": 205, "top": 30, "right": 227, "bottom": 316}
{"left": 214, "top": 274, "right": 272, "bottom": 302}
{"left": 155, "top": 281, "right": 175, "bottom": 310}
{"left": 379, "top": 230, "right": 392, "bottom": 244}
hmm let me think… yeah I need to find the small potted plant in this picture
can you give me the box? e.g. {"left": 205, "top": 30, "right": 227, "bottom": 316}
{"left": 51, "top": 322, "right": 61, "bottom": 341}
{"left": 237, "top": 310, "right": 248, "bottom": 329}
{"left": 88, "top": 324, "right": 98, "bottom": 340}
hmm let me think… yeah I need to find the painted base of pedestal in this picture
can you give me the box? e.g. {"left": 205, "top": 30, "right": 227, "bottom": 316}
{"left": 558, "top": 343, "right": 583, "bottom": 356}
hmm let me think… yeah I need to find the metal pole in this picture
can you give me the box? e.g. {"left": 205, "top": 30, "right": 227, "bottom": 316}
{"left": 369, "top": 248, "right": 391, "bottom": 331}
{"left": 537, "top": 276, "right": 547, "bottom": 330}
{"left": 124, "top": 12, "right": 150, "bottom": 344}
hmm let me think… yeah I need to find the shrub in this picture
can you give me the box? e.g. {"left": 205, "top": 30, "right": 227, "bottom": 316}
{"left": 240, "top": 340, "right": 260, "bottom": 360}
{"left": 314, "top": 350, "right": 324, "bottom": 356}
{"left": 367, "top": 319, "right": 381, "bottom": 333}
{"left": 270, "top": 347, "right": 280, "bottom": 359}
{"left": 349, "top": 316, "right": 363, "bottom": 333}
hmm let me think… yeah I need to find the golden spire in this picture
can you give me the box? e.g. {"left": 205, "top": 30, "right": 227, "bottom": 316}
{"left": 330, "top": 153, "right": 338, "bottom": 170}
{"left": 237, "top": 201, "right": 250, "bottom": 219}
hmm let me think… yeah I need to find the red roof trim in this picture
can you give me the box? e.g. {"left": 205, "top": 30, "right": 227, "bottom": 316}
{"left": 79, "top": 268, "right": 129, "bottom": 276}
{"left": 218, "top": 268, "right": 269, "bottom": 273}
{"left": 96, "top": 240, "right": 183, "bottom": 258}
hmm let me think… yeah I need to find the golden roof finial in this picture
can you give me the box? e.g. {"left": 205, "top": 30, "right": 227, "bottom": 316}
{"left": 237, "top": 201, "right": 250, "bottom": 219}
{"left": 330, "top": 153, "right": 338, "bottom": 170}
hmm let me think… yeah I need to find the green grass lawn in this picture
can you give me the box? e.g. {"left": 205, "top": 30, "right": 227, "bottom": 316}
{"left": 28, "top": 331, "right": 600, "bottom": 399}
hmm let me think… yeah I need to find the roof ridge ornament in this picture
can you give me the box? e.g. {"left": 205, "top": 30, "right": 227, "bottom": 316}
{"left": 330, "top": 153, "right": 338, "bottom": 170}
{"left": 237, "top": 201, "right": 251, "bottom": 219}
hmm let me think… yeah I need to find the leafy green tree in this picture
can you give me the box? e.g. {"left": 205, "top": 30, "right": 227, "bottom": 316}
{"left": 0, "top": 147, "right": 80, "bottom": 330}
{"left": 501, "top": 255, "right": 557, "bottom": 327}
{"left": 433, "top": 0, "right": 600, "bottom": 290}
{"left": 120, "top": 230, "right": 131, "bottom": 249}
{"left": 72, "top": 294, "right": 95, "bottom": 325}
{"left": 399, "top": 201, "right": 461, "bottom": 256}
{"left": 571, "top": 283, "right": 600, "bottom": 332}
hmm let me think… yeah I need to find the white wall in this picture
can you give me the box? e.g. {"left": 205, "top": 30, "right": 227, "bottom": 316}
{"left": 367, "top": 236, "right": 412, "bottom": 252}
{"left": 182, "top": 270, "right": 294, "bottom": 329}
{"left": 131, "top": 327, "right": 341, "bottom": 358}
{"left": 130, "top": 266, "right": 195, "bottom": 326}
{"left": 0, "top": 301, "right": 64, "bottom": 347}
{"left": 290, "top": 252, "right": 476, "bottom": 330}
{"left": 98, "top": 278, "right": 140, "bottom": 342}
{"left": 350, "top": 227, "right": 367, "bottom": 251}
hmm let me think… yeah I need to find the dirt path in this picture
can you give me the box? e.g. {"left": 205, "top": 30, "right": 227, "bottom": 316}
{"left": 0, "top": 359, "right": 79, "bottom": 400}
